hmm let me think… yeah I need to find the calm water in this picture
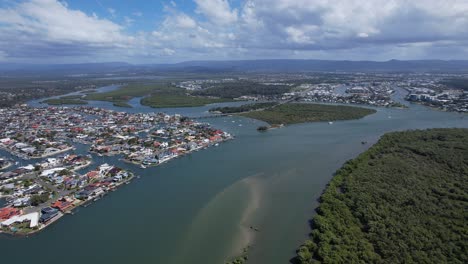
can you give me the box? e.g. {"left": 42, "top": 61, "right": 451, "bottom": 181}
{"left": 0, "top": 87, "right": 466, "bottom": 264}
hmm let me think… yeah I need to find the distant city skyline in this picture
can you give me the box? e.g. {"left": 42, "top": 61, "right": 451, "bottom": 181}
{"left": 0, "top": 0, "right": 467, "bottom": 63}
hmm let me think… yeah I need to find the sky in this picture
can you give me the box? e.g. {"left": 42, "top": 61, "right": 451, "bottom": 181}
{"left": 0, "top": 0, "right": 467, "bottom": 64}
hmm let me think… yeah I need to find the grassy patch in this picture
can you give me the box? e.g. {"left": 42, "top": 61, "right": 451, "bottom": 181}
{"left": 141, "top": 93, "right": 230, "bottom": 108}
{"left": 193, "top": 81, "right": 292, "bottom": 99}
{"left": 209, "top": 102, "right": 278, "bottom": 113}
{"left": 84, "top": 83, "right": 174, "bottom": 102}
{"left": 112, "top": 101, "right": 133, "bottom": 108}
{"left": 42, "top": 98, "right": 88, "bottom": 105}
{"left": 83, "top": 83, "right": 229, "bottom": 107}
{"left": 241, "top": 103, "right": 375, "bottom": 125}
{"left": 59, "top": 95, "right": 83, "bottom": 99}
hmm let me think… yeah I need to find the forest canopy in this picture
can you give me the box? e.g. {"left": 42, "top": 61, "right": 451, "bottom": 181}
{"left": 241, "top": 103, "right": 376, "bottom": 125}
{"left": 294, "top": 128, "right": 468, "bottom": 264}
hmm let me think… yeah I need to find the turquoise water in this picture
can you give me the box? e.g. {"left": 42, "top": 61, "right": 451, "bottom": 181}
{"left": 0, "top": 88, "right": 466, "bottom": 264}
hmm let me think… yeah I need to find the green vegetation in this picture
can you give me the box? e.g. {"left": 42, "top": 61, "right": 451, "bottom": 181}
{"left": 241, "top": 103, "right": 376, "bottom": 125}
{"left": 0, "top": 77, "right": 116, "bottom": 107}
{"left": 225, "top": 246, "right": 250, "bottom": 264}
{"left": 294, "top": 128, "right": 468, "bottom": 264}
{"left": 84, "top": 83, "right": 169, "bottom": 102}
{"left": 42, "top": 98, "right": 88, "bottom": 105}
{"left": 141, "top": 94, "right": 229, "bottom": 108}
{"left": 387, "top": 102, "right": 408, "bottom": 108}
{"left": 193, "top": 81, "right": 292, "bottom": 98}
{"left": 58, "top": 169, "right": 72, "bottom": 176}
{"left": 30, "top": 193, "right": 50, "bottom": 206}
{"left": 59, "top": 95, "right": 83, "bottom": 99}
{"left": 209, "top": 102, "right": 278, "bottom": 113}
{"left": 11, "top": 221, "right": 37, "bottom": 233}
{"left": 112, "top": 101, "right": 133, "bottom": 108}
{"left": 84, "top": 83, "right": 230, "bottom": 107}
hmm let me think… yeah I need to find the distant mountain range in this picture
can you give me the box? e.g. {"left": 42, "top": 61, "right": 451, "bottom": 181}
{"left": 1, "top": 59, "right": 468, "bottom": 76}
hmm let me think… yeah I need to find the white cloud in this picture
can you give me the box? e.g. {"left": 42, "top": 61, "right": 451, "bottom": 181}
{"left": 284, "top": 25, "right": 319, "bottom": 44}
{"left": 194, "top": 0, "right": 238, "bottom": 24}
{"left": 358, "top": 33, "right": 369, "bottom": 38}
{"left": 1, "top": 0, "right": 468, "bottom": 62}
{"left": 242, "top": 0, "right": 468, "bottom": 49}
{"left": 124, "top": 16, "right": 135, "bottom": 26}
{"left": 174, "top": 14, "right": 197, "bottom": 29}
{"left": 107, "top": 7, "right": 116, "bottom": 18}
{"left": 162, "top": 48, "right": 176, "bottom": 56}
{"left": 0, "top": 0, "right": 128, "bottom": 45}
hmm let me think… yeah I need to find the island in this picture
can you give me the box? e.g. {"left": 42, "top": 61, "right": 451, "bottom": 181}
{"left": 41, "top": 98, "right": 88, "bottom": 105}
{"left": 112, "top": 101, "right": 133, "bottom": 108}
{"left": 140, "top": 93, "right": 229, "bottom": 108}
{"left": 240, "top": 103, "right": 376, "bottom": 126}
{"left": 209, "top": 102, "right": 278, "bottom": 114}
{"left": 294, "top": 128, "right": 468, "bottom": 264}
{"left": 84, "top": 83, "right": 231, "bottom": 108}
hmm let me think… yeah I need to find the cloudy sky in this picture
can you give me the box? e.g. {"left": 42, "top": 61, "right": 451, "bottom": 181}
{"left": 0, "top": 0, "right": 467, "bottom": 63}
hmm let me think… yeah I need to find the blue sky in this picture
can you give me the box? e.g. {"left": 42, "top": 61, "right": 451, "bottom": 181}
{"left": 63, "top": 1, "right": 199, "bottom": 33}
{"left": 0, "top": 0, "right": 467, "bottom": 64}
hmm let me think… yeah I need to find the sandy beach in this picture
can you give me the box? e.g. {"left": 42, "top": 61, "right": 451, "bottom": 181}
{"left": 170, "top": 173, "right": 266, "bottom": 264}
{"left": 227, "top": 175, "right": 265, "bottom": 260}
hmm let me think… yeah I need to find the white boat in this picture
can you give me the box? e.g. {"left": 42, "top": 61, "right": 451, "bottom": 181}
{"left": 140, "top": 165, "right": 146, "bottom": 169}
{"left": 328, "top": 121, "right": 333, "bottom": 125}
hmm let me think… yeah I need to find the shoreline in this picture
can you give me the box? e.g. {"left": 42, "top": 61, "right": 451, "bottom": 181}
{"left": 0, "top": 173, "right": 135, "bottom": 237}
{"left": 0, "top": 145, "right": 74, "bottom": 160}
{"left": 0, "top": 162, "right": 13, "bottom": 171}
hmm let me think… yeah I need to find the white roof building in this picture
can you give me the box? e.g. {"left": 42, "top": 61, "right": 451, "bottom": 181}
{"left": 1, "top": 212, "right": 39, "bottom": 228}
{"left": 41, "top": 167, "right": 67, "bottom": 177}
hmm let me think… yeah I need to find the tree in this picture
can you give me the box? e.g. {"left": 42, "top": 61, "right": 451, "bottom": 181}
{"left": 59, "top": 169, "right": 72, "bottom": 176}
{"left": 30, "top": 193, "right": 49, "bottom": 206}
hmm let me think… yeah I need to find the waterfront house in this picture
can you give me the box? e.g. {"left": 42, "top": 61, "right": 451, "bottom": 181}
{"left": 1, "top": 212, "right": 39, "bottom": 229}
{"left": 51, "top": 199, "right": 74, "bottom": 212}
{"left": 0, "top": 207, "right": 21, "bottom": 220}
{"left": 41, "top": 207, "right": 58, "bottom": 215}
{"left": 86, "top": 171, "right": 99, "bottom": 180}
{"left": 39, "top": 211, "right": 58, "bottom": 224}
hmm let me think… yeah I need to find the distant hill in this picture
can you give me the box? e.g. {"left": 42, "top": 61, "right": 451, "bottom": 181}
{"left": 1, "top": 59, "right": 468, "bottom": 76}
{"left": 0, "top": 62, "right": 133, "bottom": 76}
{"left": 159, "top": 59, "right": 468, "bottom": 73}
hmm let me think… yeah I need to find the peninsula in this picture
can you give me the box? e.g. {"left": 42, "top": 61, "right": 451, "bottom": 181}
{"left": 0, "top": 106, "right": 232, "bottom": 235}
{"left": 295, "top": 128, "right": 468, "bottom": 264}
{"left": 240, "top": 103, "right": 376, "bottom": 125}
